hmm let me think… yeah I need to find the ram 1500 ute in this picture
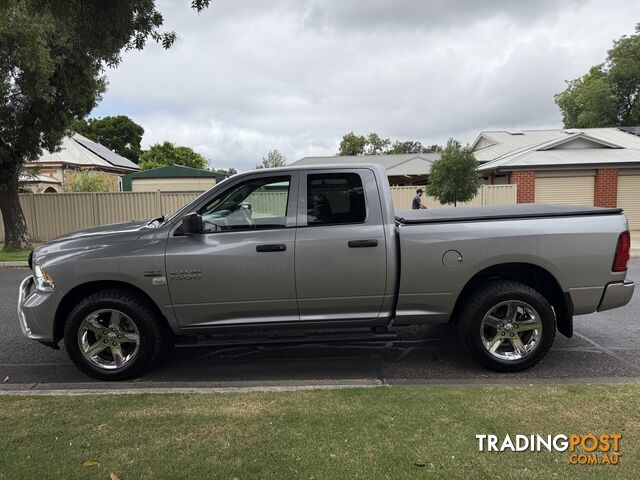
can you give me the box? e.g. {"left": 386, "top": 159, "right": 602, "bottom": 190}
{"left": 17, "top": 164, "right": 635, "bottom": 380}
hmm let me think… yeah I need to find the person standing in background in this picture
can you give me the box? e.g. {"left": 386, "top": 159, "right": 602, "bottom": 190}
{"left": 412, "top": 188, "right": 427, "bottom": 209}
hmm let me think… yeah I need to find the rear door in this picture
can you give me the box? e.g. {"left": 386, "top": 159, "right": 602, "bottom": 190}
{"left": 294, "top": 168, "right": 387, "bottom": 321}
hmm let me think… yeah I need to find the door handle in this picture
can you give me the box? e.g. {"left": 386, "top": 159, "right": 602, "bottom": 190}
{"left": 256, "top": 244, "right": 287, "bottom": 252}
{"left": 348, "top": 239, "right": 378, "bottom": 248}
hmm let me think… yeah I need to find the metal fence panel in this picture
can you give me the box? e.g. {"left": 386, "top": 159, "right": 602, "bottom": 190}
{"left": 391, "top": 185, "right": 517, "bottom": 211}
{"left": 161, "top": 192, "right": 202, "bottom": 216}
{"left": 33, "top": 193, "right": 96, "bottom": 241}
{"left": 483, "top": 184, "right": 518, "bottom": 206}
{"left": 96, "top": 192, "right": 159, "bottom": 225}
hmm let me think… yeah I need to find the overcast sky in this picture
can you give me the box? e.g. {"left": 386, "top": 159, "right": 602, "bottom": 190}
{"left": 93, "top": 0, "right": 639, "bottom": 172}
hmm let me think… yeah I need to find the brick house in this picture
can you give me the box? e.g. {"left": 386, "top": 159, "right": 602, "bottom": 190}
{"left": 473, "top": 128, "right": 640, "bottom": 231}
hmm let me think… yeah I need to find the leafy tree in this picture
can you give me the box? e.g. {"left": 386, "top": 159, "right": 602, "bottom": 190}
{"left": 388, "top": 140, "right": 423, "bottom": 154}
{"left": 427, "top": 139, "right": 481, "bottom": 207}
{"left": 72, "top": 116, "right": 144, "bottom": 163}
{"left": 139, "top": 142, "right": 207, "bottom": 170}
{"left": 363, "top": 133, "right": 390, "bottom": 155}
{"left": 338, "top": 132, "right": 368, "bottom": 156}
{"left": 64, "top": 170, "right": 116, "bottom": 192}
{"left": 0, "top": 0, "right": 212, "bottom": 251}
{"left": 256, "top": 149, "right": 287, "bottom": 169}
{"left": 337, "top": 132, "right": 441, "bottom": 156}
{"left": 556, "top": 23, "right": 640, "bottom": 128}
{"left": 227, "top": 167, "right": 238, "bottom": 176}
{"left": 338, "top": 132, "right": 391, "bottom": 156}
{"left": 388, "top": 140, "right": 443, "bottom": 154}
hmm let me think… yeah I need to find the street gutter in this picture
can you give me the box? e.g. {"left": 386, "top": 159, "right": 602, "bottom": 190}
{"left": 2, "top": 376, "right": 640, "bottom": 395}
{"left": 0, "top": 261, "right": 28, "bottom": 268}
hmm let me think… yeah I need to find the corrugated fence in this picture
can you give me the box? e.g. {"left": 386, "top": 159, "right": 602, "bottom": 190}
{"left": 0, "top": 185, "right": 516, "bottom": 243}
{"left": 0, "top": 192, "right": 200, "bottom": 243}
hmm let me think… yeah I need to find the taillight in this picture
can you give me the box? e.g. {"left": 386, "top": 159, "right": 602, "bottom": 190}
{"left": 613, "top": 231, "right": 631, "bottom": 272}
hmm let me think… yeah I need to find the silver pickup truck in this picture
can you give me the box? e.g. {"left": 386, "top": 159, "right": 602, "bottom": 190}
{"left": 18, "top": 164, "right": 634, "bottom": 380}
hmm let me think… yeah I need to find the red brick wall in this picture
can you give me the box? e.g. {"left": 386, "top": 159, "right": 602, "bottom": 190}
{"left": 594, "top": 168, "right": 618, "bottom": 208}
{"left": 510, "top": 170, "right": 536, "bottom": 203}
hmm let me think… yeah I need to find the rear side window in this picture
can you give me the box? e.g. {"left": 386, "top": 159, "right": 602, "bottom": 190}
{"left": 307, "top": 173, "right": 366, "bottom": 225}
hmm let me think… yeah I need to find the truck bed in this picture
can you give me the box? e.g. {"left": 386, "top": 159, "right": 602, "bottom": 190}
{"left": 395, "top": 204, "right": 623, "bottom": 225}
{"left": 393, "top": 203, "right": 629, "bottom": 327}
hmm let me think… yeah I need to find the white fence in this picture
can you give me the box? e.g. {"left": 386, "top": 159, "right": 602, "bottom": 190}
{"left": 0, "top": 184, "right": 517, "bottom": 243}
{"left": 390, "top": 184, "right": 517, "bottom": 211}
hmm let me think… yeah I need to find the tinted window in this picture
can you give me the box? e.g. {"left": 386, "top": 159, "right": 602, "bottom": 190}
{"left": 199, "top": 176, "right": 290, "bottom": 232}
{"left": 307, "top": 173, "right": 366, "bottom": 225}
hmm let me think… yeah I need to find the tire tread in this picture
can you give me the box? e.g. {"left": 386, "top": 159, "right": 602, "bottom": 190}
{"left": 63, "top": 288, "right": 166, "bottom": 380}
{"left": 457, "top": 280, "right": 556, "bottom": 372}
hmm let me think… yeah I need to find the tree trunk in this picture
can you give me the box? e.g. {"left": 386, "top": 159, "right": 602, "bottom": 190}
{"left": 0, "top": 191, "right": 31, "bottom": 250}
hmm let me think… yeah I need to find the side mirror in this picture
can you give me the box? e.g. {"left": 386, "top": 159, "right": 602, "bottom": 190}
{"left": 181, "top": 212, "right": 203, "bottom": 235}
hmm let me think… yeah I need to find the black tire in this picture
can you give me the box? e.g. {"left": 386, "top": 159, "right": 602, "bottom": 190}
{"left": 63, "top": 288, "right": 168, "bottom": 380}
{"left": 457, "top": 280, "right": 556, "bottom": 372}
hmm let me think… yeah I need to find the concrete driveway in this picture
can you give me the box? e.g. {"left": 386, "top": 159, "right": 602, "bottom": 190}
{"left": 1, "top": 262, "right": 638, "bottom": 389}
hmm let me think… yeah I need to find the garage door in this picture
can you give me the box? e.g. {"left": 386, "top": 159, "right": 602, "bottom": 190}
{"left": 535, "top": 176, "right": 595, "bottom": 206}
{"left": 617, "top": 175, "right": 640, "bottom": 230}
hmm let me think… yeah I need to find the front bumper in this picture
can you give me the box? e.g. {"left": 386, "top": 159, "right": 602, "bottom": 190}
{"left": 598, "top": 281, "right": 635, "bottom": 312}
{"left": 17, "top": 275, "right": 59, "bottom": 344}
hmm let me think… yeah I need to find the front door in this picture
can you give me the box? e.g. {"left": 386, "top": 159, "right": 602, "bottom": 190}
{"left": 165, "top": 172, "right": 299, "bottom": 330}
{"left": 294, "top": 168, "right": 387, "bottom": 321}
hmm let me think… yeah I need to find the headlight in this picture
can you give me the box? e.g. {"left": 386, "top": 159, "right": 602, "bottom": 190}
{"left": 33, "top": 264, "right": 55, "bottom": 292}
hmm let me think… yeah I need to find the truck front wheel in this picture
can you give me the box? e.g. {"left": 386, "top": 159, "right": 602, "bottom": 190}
{"left": 63, "top": 289, "right": 168, "bottom": 380}
{"left": 457, "top": 280, "right": 556, "bottom": 372}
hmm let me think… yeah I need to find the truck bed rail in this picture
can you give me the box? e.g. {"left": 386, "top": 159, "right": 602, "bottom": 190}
{"left": 395, "top": 204, "right": 623, "bottom": 225}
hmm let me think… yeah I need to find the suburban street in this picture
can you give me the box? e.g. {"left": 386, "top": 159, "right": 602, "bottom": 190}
{"left": 1, "top": 262, "right": 639, "bottom": 388}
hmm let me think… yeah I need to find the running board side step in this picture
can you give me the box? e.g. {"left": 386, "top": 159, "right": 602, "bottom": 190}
{"left": 174, "top": 330, "right": 398, "bottom": 349}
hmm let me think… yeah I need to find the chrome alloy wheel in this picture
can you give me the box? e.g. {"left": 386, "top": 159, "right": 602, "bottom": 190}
{"left": 480, "top": 300, "right": 543, "bottom": 361}
{"left": 77, "top": 309, "right": 140, "bottom": 370}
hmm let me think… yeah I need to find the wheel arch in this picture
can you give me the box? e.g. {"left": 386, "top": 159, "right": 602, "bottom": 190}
{"left": 54, "top": 280, "right": 173, "bottom": 343}
{"left": 451, "top": 262, "right": 573, "bottom": 338}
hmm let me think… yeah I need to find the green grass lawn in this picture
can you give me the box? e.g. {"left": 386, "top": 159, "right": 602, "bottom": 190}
{"left": 0, "top": 385, "right": 637, "bottom": 479}
{"left": 0, "top": 245, "right": 32, "bottom": 262}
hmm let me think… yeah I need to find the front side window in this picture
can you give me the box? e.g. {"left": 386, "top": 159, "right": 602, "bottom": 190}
{"left": 199, "top": 176, "right": 290, "bottom": 232}
{"left": 307, "top": 173, "right": 366, "bottom": 225}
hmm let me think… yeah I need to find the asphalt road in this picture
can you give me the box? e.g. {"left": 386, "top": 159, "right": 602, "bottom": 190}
{"left": 1, "top": 262, "right": 639, "bottom": 387}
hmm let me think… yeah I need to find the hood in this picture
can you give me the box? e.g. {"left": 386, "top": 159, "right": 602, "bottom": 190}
{"left": 51, "top": 220, "right": 149, "bottom": 241}
{"left": 33, "top": 220, "right": 151, "bottom": 266}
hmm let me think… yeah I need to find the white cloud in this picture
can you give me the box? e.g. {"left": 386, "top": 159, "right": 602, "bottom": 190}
{"left": 93, "top": 0, "right": 640, "bottom": 171}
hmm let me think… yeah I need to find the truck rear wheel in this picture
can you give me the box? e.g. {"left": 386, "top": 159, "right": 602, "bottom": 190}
{"left": 63, "top": 289, "right": 168, "bottom": 380}
{"left": 457, "top": 280, "right": 556, "bottom": 372}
